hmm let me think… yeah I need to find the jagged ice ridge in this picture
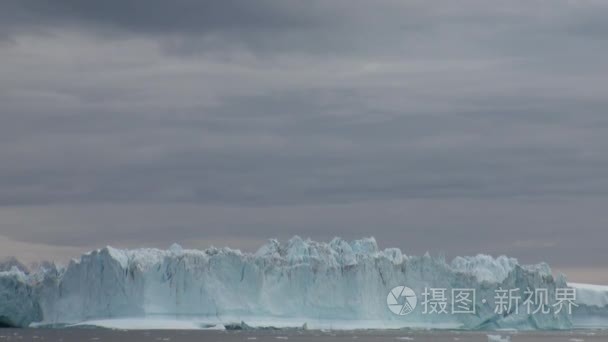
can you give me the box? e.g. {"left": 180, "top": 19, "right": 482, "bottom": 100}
{"left": 0, "top": 237, "right": 607, "bottom": 330}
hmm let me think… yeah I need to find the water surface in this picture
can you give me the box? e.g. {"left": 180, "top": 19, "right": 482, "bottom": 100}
{"left": 0, "top": 329, "right": 606, "bottom": 342}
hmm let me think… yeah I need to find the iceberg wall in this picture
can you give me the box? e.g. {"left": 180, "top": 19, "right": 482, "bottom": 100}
{"left": 570, "top": 282, "right": 608, "bottom": 329}
{"left": 0, "top": 237, "right": 605, "bottom": 330}
{"left": 0, "top": 268, "right": 41, "bottom": 327}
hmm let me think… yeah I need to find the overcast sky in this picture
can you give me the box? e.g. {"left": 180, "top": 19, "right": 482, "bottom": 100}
{"left": 1, "top": 0, "right": 607, "bottom": 283}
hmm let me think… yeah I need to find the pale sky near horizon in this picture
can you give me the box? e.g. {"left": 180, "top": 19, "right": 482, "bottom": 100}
{"left": 1, "top": 1, "right": 608, "bottom": 284}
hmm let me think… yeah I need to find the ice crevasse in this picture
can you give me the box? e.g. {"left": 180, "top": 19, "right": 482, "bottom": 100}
{"left": 0, "top": 236, "right": 607, "bottom": 330}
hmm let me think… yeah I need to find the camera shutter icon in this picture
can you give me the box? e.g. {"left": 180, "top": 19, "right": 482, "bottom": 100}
{"left": 387, "top": 286, "right": 417, "bottom": 315}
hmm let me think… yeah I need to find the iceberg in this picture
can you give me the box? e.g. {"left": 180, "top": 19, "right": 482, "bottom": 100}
{"left": 0, "top": 236, "right": 606, "bottom": 330}
{"left": 0, "top": 267, "right": 41, "bottom": 327}
{"left": 569, "top": 282, "right": 608, "bottom": 329}
{"left": 487, "top": 334, "right": 511, "bottom": 342}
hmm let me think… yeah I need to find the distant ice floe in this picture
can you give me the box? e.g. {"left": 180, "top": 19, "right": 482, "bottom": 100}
{"left": 487, "top": 335, "right": 510, "bottom": 342}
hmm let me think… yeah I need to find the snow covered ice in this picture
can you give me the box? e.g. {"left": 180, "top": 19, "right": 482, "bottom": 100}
{"left": 1, "top": 236, "right": 607, "bottom": 330}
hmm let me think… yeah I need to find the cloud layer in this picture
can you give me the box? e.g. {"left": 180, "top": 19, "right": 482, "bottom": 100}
{"left": 1, "top": 1, "right": 607, "bottom": 281}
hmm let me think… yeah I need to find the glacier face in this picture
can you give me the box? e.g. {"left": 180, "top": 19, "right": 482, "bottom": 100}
{"left": 0, "top": 268, "right": 41, "bottom": 327}
{"left": 0, "top": 237, "right": 605, "bottom": 330}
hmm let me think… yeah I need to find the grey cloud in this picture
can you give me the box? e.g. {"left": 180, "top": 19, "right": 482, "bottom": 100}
{"left": 2, "top": 87, "right": 608, "bottom": 206}
{"left": 3, "top": 0, "right": 605, "bottom": 58}
{"left": 1, "top": 199, "right": 607, "bottom": 268}
{"left": 0, "top": 0, "right": 607, "bottom": 278}
{"left": 1, "top": 0, "right": 318, "bottom": 33}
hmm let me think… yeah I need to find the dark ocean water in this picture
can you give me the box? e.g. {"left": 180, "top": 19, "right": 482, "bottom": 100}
{"left": 1, "top": 329, "right": 607, "bottom": 342}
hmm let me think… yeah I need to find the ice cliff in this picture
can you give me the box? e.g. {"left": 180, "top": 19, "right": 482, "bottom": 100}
{"left": 0, "top": 267, "right": 41, "bottom": 327}
{"left": 0, "top": 237, "right": 606, "bottom": 330}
